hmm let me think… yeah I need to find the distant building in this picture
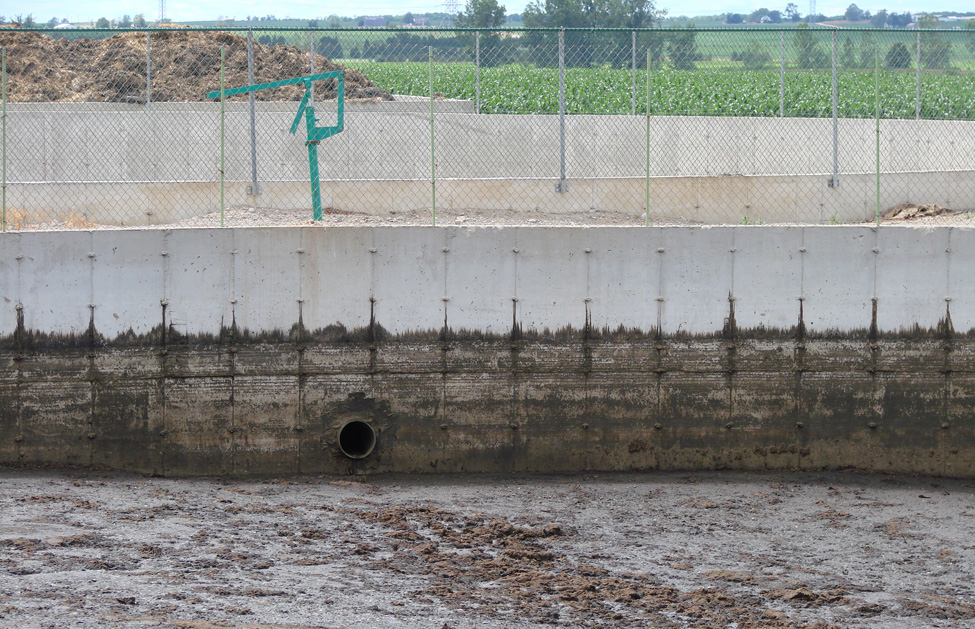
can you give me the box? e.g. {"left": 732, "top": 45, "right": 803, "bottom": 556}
{"left": 362, "top": 16, "right": 386, "bottom": 27}
{"left": 54, "top": 23, "right": 74, "bottom": 29}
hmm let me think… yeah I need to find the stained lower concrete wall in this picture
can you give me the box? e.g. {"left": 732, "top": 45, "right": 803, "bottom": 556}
{"left": 6, "top": 103, "right": 975, "bottom": 223}
{"left": 1, "top": 225, "right": 974, "bottom": 476}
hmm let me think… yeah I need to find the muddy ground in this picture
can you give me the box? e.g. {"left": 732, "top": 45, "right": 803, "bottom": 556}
{"left": 1, "top": 469, "right": 973, "bottom": 628}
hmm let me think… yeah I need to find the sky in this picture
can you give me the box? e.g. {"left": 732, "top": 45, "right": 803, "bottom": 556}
{"left": 9, "top": 0, "right": 971, "bottom": 25}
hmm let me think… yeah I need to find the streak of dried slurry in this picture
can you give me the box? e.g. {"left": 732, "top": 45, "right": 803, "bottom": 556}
{"left": 0, "top": 470, "right": 973, "bottom": 628}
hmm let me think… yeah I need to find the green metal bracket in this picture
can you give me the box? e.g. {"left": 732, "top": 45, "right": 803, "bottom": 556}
{"left": 207, "top": 71, "right": 344, "bottom": 221}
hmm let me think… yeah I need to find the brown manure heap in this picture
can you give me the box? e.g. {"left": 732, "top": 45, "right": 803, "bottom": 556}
{"left": 0, "top": 30, "right": 392, "bottom": 103}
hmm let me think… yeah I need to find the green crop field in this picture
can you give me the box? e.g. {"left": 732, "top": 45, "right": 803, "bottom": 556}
{"left": 346, "top": 60, "right": 975, "bottom": 120}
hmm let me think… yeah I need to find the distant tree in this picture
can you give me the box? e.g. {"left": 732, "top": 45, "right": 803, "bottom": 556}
{"left": 732, "top": 41, "right": 773, "bottom": 70}
{"left": 318, "top": 35, "right": 343, "bottom": 57}
{"left": 767, "top": 10, "right": 782, "bottom": 23}
{"left": 748, "top": 8, "right": 770, "bottom": 22}
{"left": 46, "top": 16, "right": 58, "bottom": 28}
{"left": 870, "top": 9, "right": 886, "bottom": 27}
{"left": 725, "top": 13, "right": 745, "bottom": 24}
{"left": 887, "top": 12, "right": 912, "bottom": 28}
{"left": 95, "top": 16, "right": 110, "bottom": 28}
{"left": 120, "top": 14, "right": 132, "bottom": 27}
{"left": 328, "top": 16, "right": 342, "bottom": 28}
{"left": 844, "top": 4, "right": 864, "bottom": 22}
{"left": 457, "top": 0, "right": 507, "bottom": 28}
{"left": 795, "top": 23, "right": 829, "bottom": 69}
{"left": 917, "top": 14, "right": 951, "bottom": 69}
{"left": 456, "top": 0, "right": 508, "bottom": 65}
{"left": 22, "top": 13, "right": 36, "bottom": 27}
{"left": 308, "top": 19, "right": 318, "bottom": 27}
{"left": 668, "top": 24, "right": 697, "bottom": 70}
{"left": 133, "top": 14, "right": 147, "bottom": 27}
{"left": 885, "top": 42, "right": 911, "bottom": 68}
{"left": 404, "top": 11, "right": 414, "bottom": 24}
{"left": 785, "top": 2, "right": 800, "bottom": 22}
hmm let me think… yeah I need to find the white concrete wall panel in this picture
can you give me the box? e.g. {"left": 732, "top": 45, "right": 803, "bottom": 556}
{"left": 18, "top": 232, "right": 92, "bottom": 335}
{"left": 875, "top": 228, "right": 950, "bottom": 333}
{"left": 91, "top": 230, "right": 166, "bottom": 338}
{"left": 0, "top": 234, "right": 21, "bottom": 336}
{"left": 515, "top": 228, "right": 590, "bottom": 333}
{"left": 586, "top": 228, "right": 660, "bottom": 332}
{"left": 4, "top": 226, "right": 974, "bottom": 340}
{"left": 732, "top": 227, "right": 803, "bottom": 332}
{"left": 299, "top": 227, "right": 372, "bottom": 332}
{"left": 233, "top": 229, "right": 301, "bottom": 334}
{"left": 445, "top": 227, "right": 517, "bottom": 335}
{"left": 658, "top": 227, "right": 734, "bottom": 336}
{"left": 801, "top": 227, "right": 875, "bottom": 334}
{"left": 372, "top": 228, "right": 447, "bottom": 335}
{"left": 163, "top": 229, "right": 234, "bottom": 337}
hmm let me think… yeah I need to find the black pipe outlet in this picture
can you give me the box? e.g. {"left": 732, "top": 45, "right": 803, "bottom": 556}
{"left": 338, "top": 420, "right": 376, "bottom": 459}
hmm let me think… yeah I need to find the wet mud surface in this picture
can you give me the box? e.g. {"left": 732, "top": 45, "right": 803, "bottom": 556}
{"left": 1, "top": 469, "right": 973, "bottom": 627}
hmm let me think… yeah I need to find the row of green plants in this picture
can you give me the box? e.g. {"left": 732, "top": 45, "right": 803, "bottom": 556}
{"left": 347, "top": 60, "right": 975, "bottom": 119}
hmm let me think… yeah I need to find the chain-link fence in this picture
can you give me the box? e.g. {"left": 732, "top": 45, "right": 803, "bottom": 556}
{"left": 1, "top": 26, "right": 974, "bottom": 229}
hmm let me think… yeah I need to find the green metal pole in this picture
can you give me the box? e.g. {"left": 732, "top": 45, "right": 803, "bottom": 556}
{"left": 1, "top": 48, "right": 6, "bottom": 233}
{"left": 309, "top": 135, "right": 323, "bottom": 220}
{"left": 875, "top": 47, "right": 881, "bottom": 227}
{"left": 645, "top": 49, "right": 650, "bottom": 227}
{"left": 220, "top": 45, "right": 225, "bottom": 228}
{"left": 429, "top": 46, "right": 435, "bottom": 227}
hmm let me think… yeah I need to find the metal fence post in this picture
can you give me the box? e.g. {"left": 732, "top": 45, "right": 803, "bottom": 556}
{"left": 1, "top": 47, "right": 6, "bottom": 232}
{"left": 219, "top": 45, "right": 226, "bottom": 228}
{"left": 145, "top": 32, "right": 151, "bottom": 109}
{"left": 830, "top": 30, "right": 839, "bottom": 188}
{"left": 779, "top": 30, "right": 785, "bottom": 118}
{"left": 429, "top": 46, "right": 436, "bottom": 226}
{"left": 875, "top": 48, "right": 881, "bottom": 226}
{"left": 309, "top": 32, "right": 315, "bottom": 108}
{"left": 557, "top": 28, "right": 567, "bottom": 193}
{"left": 631, "top": 30, "right": 636, "bottom": 116}
{"left": 645, "top": 49, "right": 650, "bottom": 227}
{"left": 247, "top": 29, "right": 260, "bottom": 196}
{"left": 915, "top": 30, "right": 921, "bottom": 120}
{"left": 475, "top": 31, "right": 480, "bottom": 115}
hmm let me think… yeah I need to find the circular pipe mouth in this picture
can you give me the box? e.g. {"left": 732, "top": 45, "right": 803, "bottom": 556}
{"left": 338, "top": 420, "right": 377, "bottom": 459}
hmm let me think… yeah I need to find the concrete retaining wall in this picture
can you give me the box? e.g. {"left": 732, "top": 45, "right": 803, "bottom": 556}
{"left": 6, "top": 103, "right": 974, "bottom": 223}
{"left": 1, "top": 225, "right": 974, "bottom": 476}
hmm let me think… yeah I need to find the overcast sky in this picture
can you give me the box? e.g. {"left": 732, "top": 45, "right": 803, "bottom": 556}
{"left": 11, "top": 1, "right": 968, "bottom": 24}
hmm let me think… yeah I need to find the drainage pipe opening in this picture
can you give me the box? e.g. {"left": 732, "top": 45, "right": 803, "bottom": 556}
{"left": 338, "top": 420, "right": 377, "bottom": 459}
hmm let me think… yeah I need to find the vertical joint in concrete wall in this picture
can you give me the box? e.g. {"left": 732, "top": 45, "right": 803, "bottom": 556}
{"left": 938, "top": 300, "right": 954, "bottom": 341}
{"left": 367, "top": 297, "right": 377, "bottom": 345}
{"left": 86, "top": 304, "right": 97, "bottom": 350}
{"left": 510, "top": 298, "right": 521, "bottom": 341}
{"left": 583, "top": 300, "right": 592, "bottom": 342}
{"left": 439, "top": 299, "right": 449, "bottom": 343}
{"left": 292, "top": 300, "right": 307, "bottom": 346}
{"left": 722, "top": 294, "right": 737, "bottom": 340}
{"left": 14, "top": 303, "right": 24, "bottom": 358}
{"left": 795, "top": 298, "right": 806, "bottom": 342}
{"left": 869, "top": 298, "right": 879, "bottom": 343}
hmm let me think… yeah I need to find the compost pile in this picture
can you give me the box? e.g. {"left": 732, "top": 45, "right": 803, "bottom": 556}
{"left": 0, "top": 30, "right": 392, "bottom": 103}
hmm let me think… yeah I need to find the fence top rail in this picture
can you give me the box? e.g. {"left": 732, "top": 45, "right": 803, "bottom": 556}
{"left": 1, "top": 25, "right": 972, "bottom": 35}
